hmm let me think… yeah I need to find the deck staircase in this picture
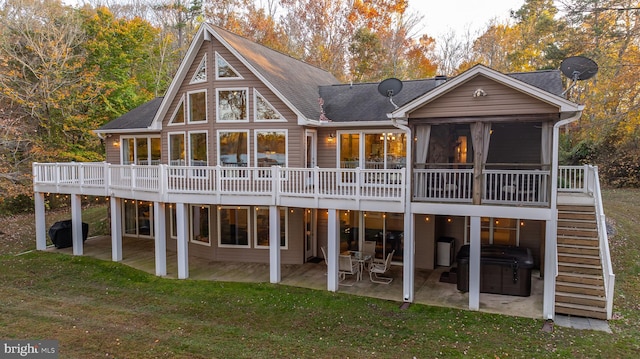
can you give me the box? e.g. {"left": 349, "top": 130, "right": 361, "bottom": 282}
{"left": 555, "top": 204, "right": 608, "bottom": 320}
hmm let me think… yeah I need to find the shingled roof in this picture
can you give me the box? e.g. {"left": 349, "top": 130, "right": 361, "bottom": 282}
{"left": 97, "top": 97, "right": 163, "bottom": 131}
{"left": 320, "top": 69, "right": 567, "bottom": 122}
{"left": 211, "top": 25, "right": 340, "bottom": 121}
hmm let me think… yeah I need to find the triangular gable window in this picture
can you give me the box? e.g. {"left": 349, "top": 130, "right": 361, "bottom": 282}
{"left": 169, "top": 97, "right": 185, "bottom": 124}
{"left": 190, "top": 54, "right": 207, "bottom": 84}
{"left": 255, "top": 90, "right": 283, "bottom": 121}
{"left": 216, "top": 52, "right": 242, "bottom": 79}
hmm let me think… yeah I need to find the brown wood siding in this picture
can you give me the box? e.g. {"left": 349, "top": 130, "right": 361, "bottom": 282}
{"left": 317, "top": 128, "right": 337, "bottom": 168}
{"left": 105, "top": 134, "right": 121, "bottom": 164}
{"left": 409, "top": 76, "right": 559, "bottom": 118}
{"left": 414, "top": 214, "right": 436, "bottom": 269}
{"left": 519, "top": 219, "right": 544, "bottom": 270}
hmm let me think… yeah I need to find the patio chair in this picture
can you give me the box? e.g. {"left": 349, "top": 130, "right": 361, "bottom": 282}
{"left": 362, "top": 240, "right": 376, "bottom": 270}
{"left": 338, "top": 254, "right": 359, "bottom": 286}
{"left": 369, "top": 250, "right": 395, "bottom": 284}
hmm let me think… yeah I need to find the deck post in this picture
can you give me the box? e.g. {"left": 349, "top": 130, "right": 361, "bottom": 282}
{"left": 402, "top": 211, "right": 415, "bottom": 302}
{"left": 70, "top": 194, "right": 83, "bottom": 255}
{"left": 110, "top": 197, "right": 122, "bottom": 261}
{"left": 154, "top": 202, "right": 167, "bottom": 276}
{"left": 543, "top": 218, "right": 557, "bottom": 319}
{"left": 327, "top": 208, "right": 339, "bottom": 292}
{"left": 269, "top": 205, "right": 281, "bottom": 283}
{"left": 34, "top": 192, "right": 47, "bottom": 250}
{"left": 469, "top": 216, "right": 481, "bottom": 310}
{"left": 176, "top": 203, "right": 189, "bottom": 279}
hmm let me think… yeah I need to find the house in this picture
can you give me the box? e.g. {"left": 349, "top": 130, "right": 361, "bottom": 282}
{"left": 33, "top": 23, "right": 614, "bottom": 321}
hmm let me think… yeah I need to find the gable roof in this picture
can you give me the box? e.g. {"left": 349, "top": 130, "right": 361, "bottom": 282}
{"left": 211, "top": 25, "right": 340, "bottom": 121}
{"left": 95, "top": 97, "right": 163, "bottom": 135}
{"left": 147, "top": 24, "right": 340, "bottom": 130}
{"left": 391, "top": 65, "right": 583, "bottom": 119}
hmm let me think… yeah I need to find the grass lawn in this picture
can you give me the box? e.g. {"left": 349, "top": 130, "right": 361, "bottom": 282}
{"left": 1, "top": 191, "right": 639, "bottom": 358}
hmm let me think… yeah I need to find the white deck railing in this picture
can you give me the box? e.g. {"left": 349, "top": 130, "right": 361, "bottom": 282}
{"left": 33, "top": 162, "right": 588, "bottom": 207}
{"left": 33, "top": 163, "right": 406, "bottom": 204}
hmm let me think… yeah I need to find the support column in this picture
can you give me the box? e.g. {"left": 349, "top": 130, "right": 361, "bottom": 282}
{"left": 269, "top": 205, "right": 281, "bottom": 283}
{"left": 543, "top": 218, "right": 557, "bottom": 319}
{"left": 176, "top": 203, "right": 189, "bottom": 279}
{"left": 154, "top": 202, "right": 167, "bottom": 277}
{"left": 35, "top": 192, "right": 47, "bottom": 250}
{"left": 469, "top": 216, "right": 481, "bottom": 311}
{"left": 71, "top": 194, "right": 83, "bottom": 256}
{"left": 110, "top": 197, "right": 122, "bottom": 261}
{"left": 327, "top": 209, "right": 339, "bottom": 292}
{"left": 402, "top": 212, "right": 415, "bottom": 302}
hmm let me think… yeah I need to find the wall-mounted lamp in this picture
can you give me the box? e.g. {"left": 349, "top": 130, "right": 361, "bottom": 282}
{"left": 112, "top": 140, "right": 120, "bottom": 147}
{"left": 473, "top": 88, "right": 487, "bottom": 97}
{"left": 327, "top": 133, "right": 335, "bottom": 143}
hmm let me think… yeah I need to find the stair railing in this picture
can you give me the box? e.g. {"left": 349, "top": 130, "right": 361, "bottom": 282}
{"left": 590, "top": 165, "right": 615, "bottom": 320}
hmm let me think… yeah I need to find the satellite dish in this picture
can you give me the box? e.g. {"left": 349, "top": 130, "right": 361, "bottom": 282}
{"left": 378, "top": 78, "right": 403, "bottom": 109}
{"left": 560, "top": 56, "right": 598, "bottom": 81}
{"left": 378, "top": 78, "right": 403, "bottom": 98}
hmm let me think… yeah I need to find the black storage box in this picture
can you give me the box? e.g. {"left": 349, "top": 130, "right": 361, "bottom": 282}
{"left": 456, "top": 244, "right": 533, "bottom": 297}
{"left": 48, "top": 220, "right": 89, "bottom": 249}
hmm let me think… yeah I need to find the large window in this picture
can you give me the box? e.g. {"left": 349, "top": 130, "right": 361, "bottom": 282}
{"left": 188, "top": 90, "right": 207, "bottom": 123}
{"left": 254, "top": 207, "right": 287, "bottom": 248}
{"left": 254, "top": 90, "right": 283, "bottom": 121}
{"left": 169, "top": 133, "right": 185, "bottom": 166}
{"left": 217, "top": 89, "right": 248, "bottom": 122}
{"left": 338, "top": 131, "right": 406, "bottom": 169}
{"left": 255, "top": 130, "right": 286, "bottom": 167}
{"left": 191, "top": 205, "right": 210, "bottom": 245}
{"left": 364, "top": 211, "right": 403, "bottom": 262}
{"left": 189, "top": 132, "right": 208, "bottom": 166}
{"left": 218, "top": 131, "right": 249, "bottom": 167}
{"left": 215, "top": 52, "right": 242, "bottom": 79}
{"left": 123, "top": 200, "right": 153, "bottom": 237}
{"left": 169, "top": 96, "right": 185, "bottom": 125}
{"left": 121, "top": 137, "right": 160, "bottom": 165}
{"left": 218, "top": 206, "right": 250, "bottom": 247}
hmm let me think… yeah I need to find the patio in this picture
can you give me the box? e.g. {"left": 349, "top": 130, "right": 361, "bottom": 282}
{"left": 49, "top": 235, "right": 544, "bottom": 319}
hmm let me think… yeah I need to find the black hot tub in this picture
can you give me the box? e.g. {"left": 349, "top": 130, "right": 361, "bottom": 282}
{"left": 456, "top": 244, "right": 534, "bottom": 297}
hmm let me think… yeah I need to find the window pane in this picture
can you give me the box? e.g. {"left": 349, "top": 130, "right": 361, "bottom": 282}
{"left": 150, "top": 138, "right": 161, "bottom": 165}
{"left": 136, "top": 138, "right": 148, "bottom": 165}
{"left": 219, "top": 132, "right": 248, "bottom": 166}
{"left": 190, "top": 133, "right": 207, "bottom": 166}
{"left": 169, "top": 134, "right": 185, "bottom": 165}
{"left": 386, "top": 132, "right": 406, "bottom": 168}
{"left": 123, "top": 138, "right": 134, "bottom": 165}
{"left": 364, "top": 133, "right": 384, "bottom": 169}
{"left": 219, "top": 208, "right": 249, "bottom": 246}
{"left": 189, "top": 91, "right": 207, "bottom": 122}
{"left": 124, "top": 200, "right": 137, "bottom": 234}
{"left": 216, "top": 53, "right": 240, "bottom": 78}
{"left": 339, "top": 133, "right": 359, "bottom": 168}
{"left": 256, "top": 93, "right": 281, "bottom": 120}
{"left": 138, "top": 202, "right": 152, "bottom": 236}
{"left": 256, "top": 131, "right": 286, "bottom": 167}
{"left": 255, "top": 208, "right": 286, "bottom": 247}
{"left": 218, "top": 90, "right": 247, "bottom": 121}
{"left": 171, "top": 101, "right": 184, "bottom": 124}
{"left": 191, "top": 205, "right": 210, "bottom": 244}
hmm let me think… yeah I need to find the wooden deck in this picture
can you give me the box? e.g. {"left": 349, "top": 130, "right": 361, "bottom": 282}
{"left": 49, "top": 236, "right": 544, "bottom": 319}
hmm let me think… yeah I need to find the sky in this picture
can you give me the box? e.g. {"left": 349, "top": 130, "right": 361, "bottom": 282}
{"left": 408, "top": 0, "right": 526, "bottom": 39}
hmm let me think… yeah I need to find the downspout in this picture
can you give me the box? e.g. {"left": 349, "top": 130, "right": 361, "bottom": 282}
{"left": 544, "top": 110, "right": 582, "bottom": 319}
{"left": 391, "top": 117, "right": 414, "bottom": 302}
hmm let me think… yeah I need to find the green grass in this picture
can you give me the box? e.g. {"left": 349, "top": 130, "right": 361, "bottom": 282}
{"left": 0, "top": 193, "right": 639, "bottom": 358}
